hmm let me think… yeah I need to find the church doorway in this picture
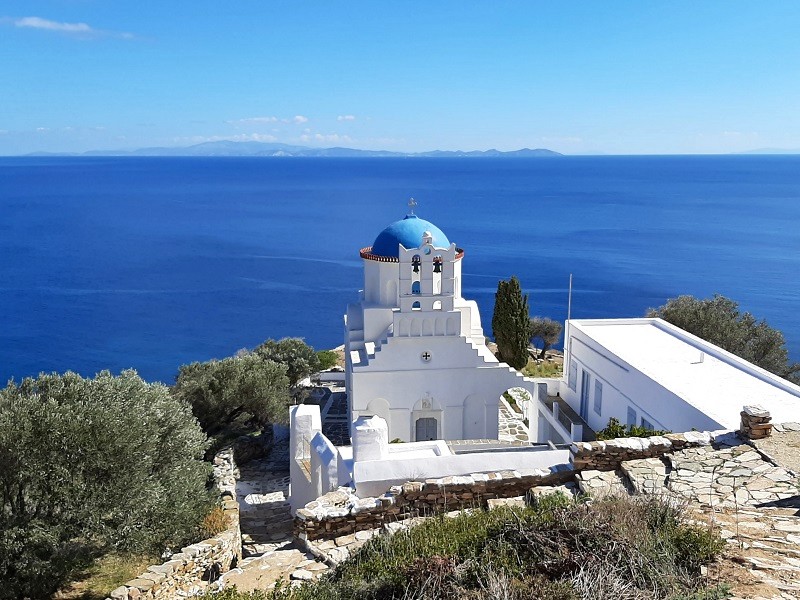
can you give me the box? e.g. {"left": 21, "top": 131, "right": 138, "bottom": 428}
{"left": 415, "top": 417, "right": 438, "bottom": 441}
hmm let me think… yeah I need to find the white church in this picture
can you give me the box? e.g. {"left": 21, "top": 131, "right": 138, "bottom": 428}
{"left": 343, "top": 207, "right": 542, "bottom": 443}
{"left": 287, "top": 206, "right": 800, "bottom": 511}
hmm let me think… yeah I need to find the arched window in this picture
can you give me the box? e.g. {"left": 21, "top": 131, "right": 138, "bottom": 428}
{"left": 412, "top": 301, "right": 421, "bottom": 310}
{"left": 412, "top": 281, "right": 421, "bottom": 295}
{"left": 433, "top": 300, "right": 442, "bottom": 310}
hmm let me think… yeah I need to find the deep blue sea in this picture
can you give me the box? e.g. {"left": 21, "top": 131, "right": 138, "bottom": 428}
{"left": 1, "top": 156, "right": 799, "bottom": 384}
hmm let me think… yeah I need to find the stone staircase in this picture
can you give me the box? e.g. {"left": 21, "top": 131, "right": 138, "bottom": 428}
{"left": 220, "top": 440, "right": 331, "bottom": 592}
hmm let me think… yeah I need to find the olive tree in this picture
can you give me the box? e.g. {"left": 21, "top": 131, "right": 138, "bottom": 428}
{"left": 173, "top": 352, "right": 292, "bottom": 439}
{"left": 529, "top": 317, "right": 563, "bottom": 359}
{"left": 492, "top": 276, "right": 532, "bottom": 370}
{"left": 255, "top": 338, "right": 321, "bottom": 386}
{"left": 648, "top": 294, "right": 799, "bottom": 383}
{"left": 0, "top": 370, "right": 213, "bottom": 599}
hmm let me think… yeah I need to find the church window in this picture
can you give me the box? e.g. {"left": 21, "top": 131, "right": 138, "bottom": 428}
{"left": 641, "top": 417, "right": 654, "bottom": 430}
{"left": 593, "top": 380, "right": 603, "bottom": 415}
{"left": 568, "top": 360, "right": 577, "bottom": 391}
{"left": 412, "top": 281, "right": 421, "bottom": 295}
{"left": 412, "top": 301, "right": 421, "bottom": 309}
{"left": 627, "top": 407, "right": 637, "bottom": 426}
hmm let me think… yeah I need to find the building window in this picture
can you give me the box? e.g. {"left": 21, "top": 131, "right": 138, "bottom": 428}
{"left": 641, "top": 417, "right": 653, "bottom": 431}
{"left": 593, "top": 380, "right": 603, "bottom": 415}
{"left": 627, "top": 407, "right": 637, "bottom": 426}
{"left": 568, "top": 360, "right": 577, "bottom": 391}
{"left": 412, "top": 301, "right": 421, "bottom": 310}
{"left": 412, "top": 281, "right": 421, "bottom": 295}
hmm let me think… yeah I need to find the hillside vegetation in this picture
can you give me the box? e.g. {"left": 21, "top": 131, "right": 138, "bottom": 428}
{"left": 217, "top": 493, "right": 726, "bottom": 600}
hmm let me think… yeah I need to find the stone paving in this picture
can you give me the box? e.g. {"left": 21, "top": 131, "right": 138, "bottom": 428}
{"left": 499, "top": 393, "right": 531, "bottom": 443}
{"left": 576, "top": 432, "right": 800, "bottom": 600}
{"left": 221, "top": 434, "right": 332, "bottom": 591}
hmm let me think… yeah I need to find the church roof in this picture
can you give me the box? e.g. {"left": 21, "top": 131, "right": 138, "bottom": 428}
{"left": 369, "top": 214, "right": 451, "bottom": 258}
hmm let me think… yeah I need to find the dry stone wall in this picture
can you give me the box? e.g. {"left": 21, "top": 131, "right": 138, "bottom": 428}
{"left": 294, "top": 465, "right": 575, "bottom": 542}
{"left": 106, "top": 449, "right": 242, "bottom": 600}
{"left": 570, "top": 431, "right": 718, "bottom": 471}
{"left": 294, "top": 430, "right": 732, "bottom": 542}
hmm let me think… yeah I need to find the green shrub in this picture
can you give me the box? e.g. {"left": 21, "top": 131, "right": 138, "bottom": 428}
{"left": 596, "top": 417, "right": 670, "bottom": 440}
{"left": 317, "top": 350, "right": 340, "bottom": 371}
{"left": 0, "top": 370, "right": 213, "bottom": 598}
{"left": 174, "top": 352, "right": 291, "bottom": 443}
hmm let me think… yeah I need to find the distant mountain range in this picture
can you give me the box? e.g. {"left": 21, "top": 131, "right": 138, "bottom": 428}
{"left": 25, "top": 141, "right": 563, "bottom": 158}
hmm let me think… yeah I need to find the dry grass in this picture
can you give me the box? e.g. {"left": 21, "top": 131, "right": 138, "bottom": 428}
{"left": 56, "top": 554, "right": 157, "bottom": 600}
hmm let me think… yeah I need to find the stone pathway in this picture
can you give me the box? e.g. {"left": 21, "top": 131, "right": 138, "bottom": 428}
{"left": 221, "top": 433, "right": 331, "bottom": 591}
{"left": 499, "top": 393, "right": 531, "bottom": 443}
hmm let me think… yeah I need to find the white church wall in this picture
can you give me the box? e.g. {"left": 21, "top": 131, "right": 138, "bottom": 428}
{"left": 352, "top": 415, "right": 390, "bottom": 462}
{"left": 288, "top": 404, "right": 322, "bottom": 512}
{"left": 310, "top": 431, "right": 338, "bottom": 499}
{"left": 353, "top": 447, "right": 570, "bottom": 498}
{"left": 361, "top": 306, "right": 394, "bottom": 344}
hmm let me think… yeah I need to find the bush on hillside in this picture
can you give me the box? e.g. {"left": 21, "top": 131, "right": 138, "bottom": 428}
{"left": 317, "top": 349, "right": 340, "bottom": 371}
{"left": 648, "top": 294, "right": 799, "bottom": 383}
{"left": 174, "top": 352, "right": 292, "bottom": 445}
{"left": 213, "top": 493, "right": 725, "bottom": 600}
{"left": 0, "top": 370, "right": 213, "bottom": 599}
{"left": 255, "top": 338, "right": 321, "bottom": 386}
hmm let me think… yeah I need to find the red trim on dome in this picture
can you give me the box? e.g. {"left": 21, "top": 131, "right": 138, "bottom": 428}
{"left": 360, "top": 247, "right": 464, "bottom": 262}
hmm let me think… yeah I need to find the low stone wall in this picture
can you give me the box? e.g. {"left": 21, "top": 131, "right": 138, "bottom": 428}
{"left": 107, "top": 449, "right": 242, "bottom": 600}
{"left": 570, "top": 431, "right": 716, "bottom": 471}
{"left": 294, "top": 464, "right": 575, "bottom": 542}
{"left": 294, "top": 429, "right": 731, "bottom": 543}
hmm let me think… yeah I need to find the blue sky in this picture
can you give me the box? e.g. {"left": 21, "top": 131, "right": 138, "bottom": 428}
{"left": 1, "top": 1, "right": 799, "bottom": 155}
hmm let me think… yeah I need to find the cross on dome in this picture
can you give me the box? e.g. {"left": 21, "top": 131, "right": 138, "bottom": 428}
{"left": 408, "top": 197, "right": 417, "bottom": 214}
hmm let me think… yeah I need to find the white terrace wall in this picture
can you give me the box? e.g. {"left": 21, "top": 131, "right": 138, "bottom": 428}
{"left": 106, "top": 449, "right": 242, "bottom": 600}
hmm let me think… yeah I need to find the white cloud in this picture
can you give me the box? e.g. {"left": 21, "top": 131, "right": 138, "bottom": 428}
{"left": 293, "top": 115, "right": 308, "bottom": 124}
{"left": 337, "top": 115, "right": 356, "bottom": 122}
{"left": 36, "top": 127, "right": 50, "bottom": 132}
{"left": 10, "top": 16, "right": 134, "bottom": 39}
{"left": 15, "top": 16, "right": 92, "bottom": 33}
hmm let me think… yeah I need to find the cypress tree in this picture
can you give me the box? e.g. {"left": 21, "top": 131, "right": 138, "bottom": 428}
{"left": 492, "top": 275, "right": 532, "bottom": 370}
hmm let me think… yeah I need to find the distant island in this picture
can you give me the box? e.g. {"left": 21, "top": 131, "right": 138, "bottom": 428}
{"left": 25, "top": 141, "right": 562, "bottom": 158}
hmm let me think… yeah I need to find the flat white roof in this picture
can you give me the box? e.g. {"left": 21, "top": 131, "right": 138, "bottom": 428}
{"left": 569, "top": 318, "right": 800, "bottom": 430}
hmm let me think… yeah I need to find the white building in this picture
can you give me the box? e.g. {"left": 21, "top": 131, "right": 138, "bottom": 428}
{"left": 561, "top": 318, "right": 800, "bottom": 434}
{"left": 288, "top": 213, "right": 800, "bottom": 513}
{"left": 344, "top": 211, "right": 551, "bottom": 442}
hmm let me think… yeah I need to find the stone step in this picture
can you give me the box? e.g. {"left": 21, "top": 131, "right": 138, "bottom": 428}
{"left": 621, "top": 457, "right": 671, "bottom": 495}
{"left": 577, "top": 469, "right": 633, "bottom": 497}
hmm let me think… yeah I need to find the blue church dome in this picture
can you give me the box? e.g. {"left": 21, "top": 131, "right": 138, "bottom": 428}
{"left": 370, "top": 214, "right": 451, "bottom": 258}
